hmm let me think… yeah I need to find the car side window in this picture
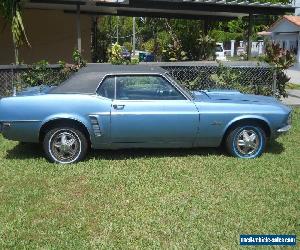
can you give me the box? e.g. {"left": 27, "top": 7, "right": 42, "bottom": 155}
{"left": 116, "top": 75, "right": 186, "bottom": 100}
{"left": 97, "top": 76, "right": 115, "bottom": 99}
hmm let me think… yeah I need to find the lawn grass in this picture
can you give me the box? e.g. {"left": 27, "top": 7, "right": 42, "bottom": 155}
{"left": 287, "top": 83, "right": 300, "bottom": 90}
{"left": 0, "top": 109, "right": 299, "bottom": 249}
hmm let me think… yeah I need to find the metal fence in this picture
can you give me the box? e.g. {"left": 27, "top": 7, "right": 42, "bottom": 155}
{"left": 0, "top": 67, "right": 21, "bottom": 97}
{"left": 161, "top": 64, "right": 274, "bottom": 91}
{"left": 0, "top": 62, "right": 275, "bottom": 97}
{"left": 0, "top": 64, "right": 63, "bottom": 97}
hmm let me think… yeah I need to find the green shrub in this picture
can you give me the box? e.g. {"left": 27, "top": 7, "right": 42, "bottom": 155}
{"left": 72, "top": 49, "right": 87, "bottom": 70}
{"left": 20, "top": 60, "right": 70, "bottom": 88}
{"left": 142, "top": 39, "right": 155, "bottom": 53}
{"left": 210, "top": 30, "right": 242, "bottom": 43}
{"left": 196, "top": 33, "right": 216, "bottom": 61}
{"left": 260, "top": 42, "right": 295, "bottom": 98}
{"left": 162, "top": 44, "right": 188, "bottom": 62}
{"left": 123, "top": 42, "right": 133, "bottom": 54}
{"left": 108, "top": 43, "right": 126, "bottom": 65}
{"left": 19, "top": 49, "right": 87, "bottom": 89}
{"left": 130, "top": 58, "right": 139, "bottom": 65}
{"left": 182, "top": 63, "right": 275, "bottom": 96}
{"left": 210, "top": 64, "right": 253, "bottom": 94}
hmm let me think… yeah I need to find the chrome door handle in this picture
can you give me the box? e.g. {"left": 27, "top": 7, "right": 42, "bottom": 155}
{"left": 113, "top": 104, "right": 125, "bottom": 110}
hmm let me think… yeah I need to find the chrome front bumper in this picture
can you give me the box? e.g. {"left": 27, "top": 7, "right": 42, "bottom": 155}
{"left": 277, "top": 125, "right": 292, "bottom": 133}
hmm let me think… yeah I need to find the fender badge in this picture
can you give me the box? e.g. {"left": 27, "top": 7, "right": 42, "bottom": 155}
{"left": 211, "top": 121, "right": 223, "bottom": 126}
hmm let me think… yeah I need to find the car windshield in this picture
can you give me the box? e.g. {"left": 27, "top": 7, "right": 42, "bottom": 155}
{"left": 165, "top": 73, "right": 195, "bottom": 100}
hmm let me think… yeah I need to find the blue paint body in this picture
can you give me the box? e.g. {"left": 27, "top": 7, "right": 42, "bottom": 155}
{"left": 0, "top": 75, "right": 292, "bottom": 150}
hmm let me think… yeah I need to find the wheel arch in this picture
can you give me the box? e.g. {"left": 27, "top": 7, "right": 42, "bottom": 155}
{"left": 222, "top": 116, "right": 271, "bottom": 145}
{"left": 39, "top": 117, "right": 92, "bottom": 145}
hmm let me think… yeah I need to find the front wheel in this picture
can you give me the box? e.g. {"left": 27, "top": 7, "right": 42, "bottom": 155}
{"left": 43, "top": 126, "right": 88, "bottom": 164}
{"left": 226, "top": 125, "right": 266, "bottom": 159}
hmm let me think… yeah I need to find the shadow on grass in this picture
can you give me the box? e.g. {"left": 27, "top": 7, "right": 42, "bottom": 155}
{"left": 5, "top": 140, "right": 284, "bottom": 161}
{"left": 87, "top": 147, "right": 223, "bottom": 161}
{"left": 5, "top": 142, "right": 44, "bottom": 160}
{"left": 266, "top": 140, "right": 284, "bottom": 155}
{"left": 5, "top": 143, "right": 223, "bottom": 161}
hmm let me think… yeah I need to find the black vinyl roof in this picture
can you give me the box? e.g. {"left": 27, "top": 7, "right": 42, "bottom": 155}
{"left": 50, "top": 64, "right": 167, "bottom": 94}
{"left": 74, "top": 64, "right": 166, "bottom": 74}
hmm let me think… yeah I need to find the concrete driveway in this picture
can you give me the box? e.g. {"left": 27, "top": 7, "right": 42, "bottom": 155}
{"left": 282, "top": 89, "right": 300, "bottom": 107}
{"left": 282, "top": 64, "right": 300, "bottom": 106}
{"left": 287, "top": 64, "right": 300, "bottom": 84}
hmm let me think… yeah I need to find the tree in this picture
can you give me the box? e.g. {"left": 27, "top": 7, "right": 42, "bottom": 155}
{"left": 92, "top": 16, "right": 135, "bottom": 63}
{"left": 0, "top": 0, "right": 30, "bottom": 64}
{"left": 168, "top": 19, "right": 204, "bottom": 60}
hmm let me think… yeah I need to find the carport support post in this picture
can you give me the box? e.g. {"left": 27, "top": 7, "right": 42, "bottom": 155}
{"left": 76, "top": 4, "right": 82, "bottom": 53}
{"left": 230, "top": 40, "right": 235, "bottom": 57}
{"left": 247, "top": 13, "right": 253, "bottom": 60}
{"left": 132, "top": 17, "right": 136, "bottom": 56}
{"left": 297, "top": 32, "right": 300, "bottom": 63}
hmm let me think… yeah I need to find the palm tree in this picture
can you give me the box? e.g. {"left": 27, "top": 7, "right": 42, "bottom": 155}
{"left": 0, "top": 0, "right": 30, "bottom": 64}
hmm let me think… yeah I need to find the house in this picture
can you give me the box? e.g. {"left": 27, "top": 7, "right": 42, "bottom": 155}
{"left": 259, "top": 14, "right": 300, "bottom": 63}
{"left": 0, "top": 9, "right": 92, "bottom": 64}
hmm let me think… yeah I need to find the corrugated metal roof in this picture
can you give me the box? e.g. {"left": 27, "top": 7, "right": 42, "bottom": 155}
{"left": 27, "top": 0, "right": 295, "bottom": 17}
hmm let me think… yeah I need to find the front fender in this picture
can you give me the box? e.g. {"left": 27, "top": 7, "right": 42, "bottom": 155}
{"left": 222, "top": 114, "right": 271, "bottom": 137}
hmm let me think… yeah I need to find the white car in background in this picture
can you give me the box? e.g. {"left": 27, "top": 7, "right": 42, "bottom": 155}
{"left": 215, "top": 43, "right": 227, "bottom": 61}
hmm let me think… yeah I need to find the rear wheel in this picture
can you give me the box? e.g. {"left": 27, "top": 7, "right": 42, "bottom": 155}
{"left": 226, "top": 125, "right": 266, "bottom": 159}
{"left": 43, "top": 126, "right": 88, "bottom": 164}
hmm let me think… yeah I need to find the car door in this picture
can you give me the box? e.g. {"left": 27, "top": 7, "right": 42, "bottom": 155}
{"left": 110, "top": 74, "right": 199, "bottom": 147}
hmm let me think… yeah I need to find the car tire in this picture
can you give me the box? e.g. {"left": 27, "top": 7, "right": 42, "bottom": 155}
{"left": 226, "top": 125, "right": 266, "bottom": 159}
{"left": 43, "top": 126, "right": 88, "bottom": 164}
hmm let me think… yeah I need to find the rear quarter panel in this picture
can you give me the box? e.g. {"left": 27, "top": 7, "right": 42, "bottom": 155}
{"left": 0, "top": 94, "right": 112, "bottom": 145}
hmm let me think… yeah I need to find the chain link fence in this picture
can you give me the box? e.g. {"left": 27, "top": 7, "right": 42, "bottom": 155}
{"left": 0, "top": 67, "right": 21, "bottom": 97}
{"left": 0, "top": 62, "right": 276, "bottom": 97}
{"left": 162, "top": 65, "right": 274, "bottom": 92}
{"left": 0, "top": 65, "right": 66, "bottom": 97}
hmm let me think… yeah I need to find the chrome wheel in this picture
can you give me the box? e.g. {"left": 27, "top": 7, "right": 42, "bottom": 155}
{"left": 236, "top": 129, "right": 260, "bottom": 155}
{"left": 49, "top": 130, "right": 81, "bottom": 164}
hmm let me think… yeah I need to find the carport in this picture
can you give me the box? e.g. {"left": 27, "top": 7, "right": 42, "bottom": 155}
{"left": 23, "top": 0, "right": 296, "bottom": 59}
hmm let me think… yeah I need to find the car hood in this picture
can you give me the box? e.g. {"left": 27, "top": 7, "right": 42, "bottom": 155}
{"left": 193, "top": 89, "right": 284, "bottom": 106}
{"left": 16, "top": 85, "right": 56, "bottom": 96}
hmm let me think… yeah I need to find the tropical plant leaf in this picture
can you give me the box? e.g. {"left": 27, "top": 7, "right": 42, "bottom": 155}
{"left": 16, "top": 9, "right": 30, "bottom": 46}
{"left": 0, "top": 0, "right": 30, "bottom": 47}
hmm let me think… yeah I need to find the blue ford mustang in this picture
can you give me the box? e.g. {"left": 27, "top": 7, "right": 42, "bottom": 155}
{"left": 0, "top": 65, "right": 292, "bottom": 164}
